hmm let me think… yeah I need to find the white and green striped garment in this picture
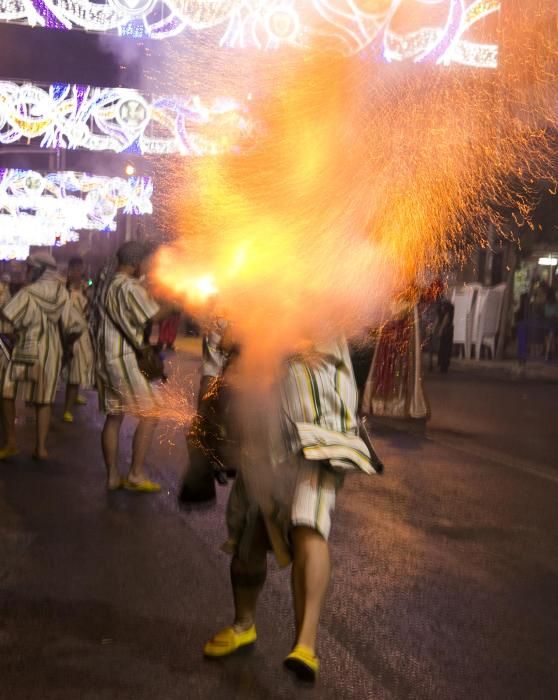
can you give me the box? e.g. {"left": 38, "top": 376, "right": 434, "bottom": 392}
{"left": 2, "top": 274, "right": 84, "bottom": 404}
{"left": 225, "top": 338, "right": 375, "bottom": 564}
{"left": 278, "top": 338, "right": 375, "bottom": 475}
{"left": 68, "top": 287, "right": 95, "bottom": 389}
{"left": 0, "top": 283, "right": 12, "bottom": 334}
{"left": 95, "top": 272, "right": 160, "bottom": 414}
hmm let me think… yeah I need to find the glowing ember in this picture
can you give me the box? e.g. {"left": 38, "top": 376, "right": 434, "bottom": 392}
{"left": 153, "top": 1, "right": 558, "bottom": 380}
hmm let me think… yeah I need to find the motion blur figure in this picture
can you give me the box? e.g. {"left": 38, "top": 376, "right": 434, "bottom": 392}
{"left": 179, "top": 316, "right": 232, "bottom": 505}
{"left": 204, "top": 339, "right": 378, "bottom": 683}
{"left": 0, "top": 253, "right": 84, "bottom": 460}
{"left": 63, "top": 256, "right": 95, "bottom": 422}
{"left": 94, "top": 242, "right": 172, "bottom": 492}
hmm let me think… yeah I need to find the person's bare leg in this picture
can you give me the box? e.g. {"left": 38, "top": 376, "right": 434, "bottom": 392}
{"left": 1, "top": 398, "right": 17, "bottom": 451}
{"left": 231, "top": 519, "right": 269, "bottom": 632}
{"left": 35, "top": 404, "right": 51, "bottom": 459}
{"left": 291, "top": 526, "right": 331, "bottom": 654}
{"left": 291, "top": 553, "right": 304, "bottom": 638}
{"left": 127, "top": 418, "right": 157, "bottom": 483}
{"left": 102, "top": 413, "right": 124, "bottom": 488}
{"left": 64, "top": 383, "right": 79, "bottom": 415}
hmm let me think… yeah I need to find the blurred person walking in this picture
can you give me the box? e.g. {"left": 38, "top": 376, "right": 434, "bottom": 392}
{"left": 94, "top": 241, "right": 173, "bottom": 492}
{"left": 63, "top": 257, "right": 95, "bottom": 422}
{"left": 179, "top": 315, "right": 232, "bottom": 505}
{"left": 203, "top": 339, "right": 378, "bottom": 683}
{"left": 0, "top": 253, "right": 84, "bottom": 460}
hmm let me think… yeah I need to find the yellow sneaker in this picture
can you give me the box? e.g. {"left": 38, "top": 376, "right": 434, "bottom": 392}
{"left": 63, "top": 411, "right": 74, "bottom": 423}
{"left": 76, "top": 395, "right": 88, "bottom": 406}
{"left": 0, "top": 446, "right": 20, "bottom": 460}
{"left": 203, "top": 625, "right": 257, "bottom": 658}
{"left": 284, "top": 644, "right": 320, "bottom": 683}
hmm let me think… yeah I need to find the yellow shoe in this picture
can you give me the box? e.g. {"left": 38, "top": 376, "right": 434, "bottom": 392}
{"left": 76, "top": 395, "right": 88, "bottom": 406}
{"left": 123, "top": 479, "right": 161, "bottom": 493}
{"left": 0, "top": 446, "right": 19, "bottom": 460}
{"left": 284, "top": 644, "right": 320, "bottom": 683}
{"left": 63, "top": 411, "right": 74, "bottom": 423}
{"left": 203, "top": 625, "right": 257, "bottom": 658}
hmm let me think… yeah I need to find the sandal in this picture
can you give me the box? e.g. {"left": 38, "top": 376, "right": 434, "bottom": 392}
{"left": 203, "top": 625, "right": 257, "bottom": 658}
{"left": 123, "top": 479, "right": 161, "bottom": 493}
{"left": 284, "top": 644, "right": 319, "bottom": 683}
{"left": 0, "top": 446, "right": 19, "bottom": 460}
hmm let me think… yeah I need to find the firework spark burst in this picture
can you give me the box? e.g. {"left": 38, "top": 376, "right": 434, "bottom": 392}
{"left": 152, "top": 0, "right": 558, "bottom": 379}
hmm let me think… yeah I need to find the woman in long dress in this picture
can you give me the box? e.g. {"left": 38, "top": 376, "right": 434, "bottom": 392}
{"left": 63, "top": 257, "right": 95, "bottom": 422}
{"left": 361, "top": 303, "right": 429, "bottom": 420}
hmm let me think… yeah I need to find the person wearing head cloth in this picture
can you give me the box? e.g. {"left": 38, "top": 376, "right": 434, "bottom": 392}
{"left": 94, "top": 241, "right": 175, "bottom": 492}
{"left": 62, "top": 256, "right": 95, "bottom": 422}
{"left": 0, "top": 252, "right": 85, "bottom": 460}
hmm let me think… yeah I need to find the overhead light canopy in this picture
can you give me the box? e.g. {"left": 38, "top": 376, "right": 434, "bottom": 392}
{"left": 0, "top": 2, "right": 500, "bottom": 67}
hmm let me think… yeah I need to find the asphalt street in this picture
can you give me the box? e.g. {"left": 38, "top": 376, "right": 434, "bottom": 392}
{"left": 0, "top": 349, "right": 557, "bottom": 700}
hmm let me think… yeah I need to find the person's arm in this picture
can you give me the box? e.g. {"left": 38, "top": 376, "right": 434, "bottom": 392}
{"left": 151, "top": 302, "right": 180, "bottom": 324}
{"left": 1, "top": 289, "right": 32, "bottom": 331}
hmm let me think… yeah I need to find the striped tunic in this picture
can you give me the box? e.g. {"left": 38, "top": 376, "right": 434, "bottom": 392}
{"left": 277, "top": 339, "right": 374, "bottom": 473}
{"left": 225, "top": 338, "right": 375, "bottom": 565}
{"left": 0, "top": 283, "right": 12, "bottom": 334}
{"left": 1, "top": 274, "right": 84, "bottom": 404}
{"left": 95, "top": 272, "right": 160, "bottom": 415}
{"left": 67, "top": 286, "right": 95, "bottom": 388}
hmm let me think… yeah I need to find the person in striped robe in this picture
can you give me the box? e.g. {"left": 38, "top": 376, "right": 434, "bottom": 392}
{"left": 0, "top": 273, "right": 12, "bottom": 335}
{"left": 63, "top": 257, "right": 95, "bottom": 422}
{"left": 204, "top": 338, "right": 379, "bottom": 682}
{"left": 94, "top": 241, "right": 172, "bottom": 493}
{"left": 0, "top": 253, "right": 85, "bottom": 460}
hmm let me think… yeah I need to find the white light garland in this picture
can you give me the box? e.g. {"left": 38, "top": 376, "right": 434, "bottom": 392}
{"left": 0, "top": 169, "right": 153, "bottom": 259}
{"left": 0, "top": 0, "right": 500, "bottom": 67}
{"left": 0, "top": 81, "right": 250, "bottom": 155}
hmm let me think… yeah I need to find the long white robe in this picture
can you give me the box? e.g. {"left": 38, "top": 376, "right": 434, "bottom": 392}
{"left": 2, "top": 272, "right": 84, "bottom": 404}
{"left": 68, "top": 286, "right": 95, "bottom": 388}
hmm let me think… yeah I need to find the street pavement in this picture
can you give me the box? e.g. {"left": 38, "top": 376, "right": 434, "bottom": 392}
{"left": 1, "top": 347, "right": 557, "bottom": 700}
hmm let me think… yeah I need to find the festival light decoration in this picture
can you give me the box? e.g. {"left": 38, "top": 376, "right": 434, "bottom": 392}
{"left": 0, "top": 81, "right": 250, "bottom": 155}
{"left": 0, "top": 169, "right": 153, "bottom": 259}
{"left": 0, "top": 0, "right": 500, "bottom": 67}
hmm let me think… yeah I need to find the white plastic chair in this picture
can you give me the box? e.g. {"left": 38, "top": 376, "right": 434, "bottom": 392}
{"left": 451, "top": 284, "right": 481, "bottom": 358}
{"left": 474, "top": 284, "right": 506, "bottom": 359}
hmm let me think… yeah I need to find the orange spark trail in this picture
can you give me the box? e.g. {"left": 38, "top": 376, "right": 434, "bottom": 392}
{"left": 153, "top": 0, "right": 558, "bottom": 379}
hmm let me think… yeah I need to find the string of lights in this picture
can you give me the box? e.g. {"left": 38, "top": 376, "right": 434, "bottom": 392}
{"left": 0, "top": 0, "right": 500, "bottom": 67}
{"left": 0, "top": 81, "right": 250, "bottom": 155}
{"left": 0, "top": 169, "right": 153, "bottom": 259}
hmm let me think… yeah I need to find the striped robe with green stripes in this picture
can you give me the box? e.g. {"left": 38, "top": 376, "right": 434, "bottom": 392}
{"left": 224, "top": 338, "right": 376, "bottom": 565}
{"left": 1, "top": 273, "right": 84, "bottom": 404}
{"left": 0, "top": 282, "right": 12, "bottom": 334}
{"left": 278, "top": 339, "right": 374, "bottom": 474}
{"left": 67, "top": 286, "right": 95, "bottom": 389}
{"left": 95, "top": 272, "right": 160, "bottom": 415}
